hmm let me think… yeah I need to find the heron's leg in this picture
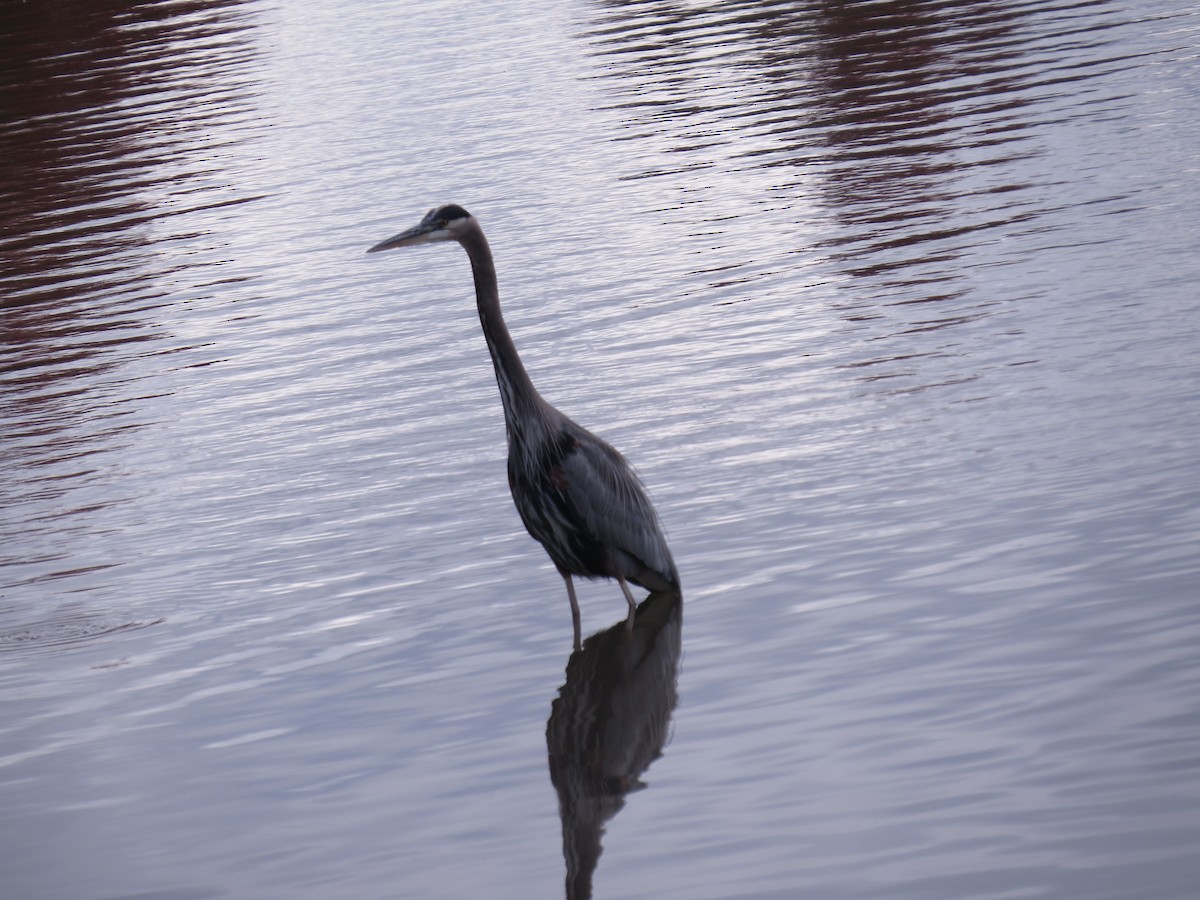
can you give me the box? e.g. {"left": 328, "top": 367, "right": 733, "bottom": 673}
{"left": 563, "top": 574, "right": 582, "bottom": 652}
{"left": 617, "top": 575, "right": 638, "bottom": 632}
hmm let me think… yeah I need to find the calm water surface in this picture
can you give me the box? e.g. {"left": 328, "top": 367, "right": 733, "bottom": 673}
{"left": 2, "top": 1, "right": 1198, "bottom": 898}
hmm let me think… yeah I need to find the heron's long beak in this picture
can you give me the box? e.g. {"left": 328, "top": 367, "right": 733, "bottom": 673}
{"left": 366, "top": 222, "right": 437, "bottom": 254}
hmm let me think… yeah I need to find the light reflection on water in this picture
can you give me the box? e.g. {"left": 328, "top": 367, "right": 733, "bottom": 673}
{"left": 2, "top": 0, "right": 1198, "bottom": 897}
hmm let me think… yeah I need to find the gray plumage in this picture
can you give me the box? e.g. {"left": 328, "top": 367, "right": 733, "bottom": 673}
{"left": 368, "top": 204, "right": 679, "bottom": 645}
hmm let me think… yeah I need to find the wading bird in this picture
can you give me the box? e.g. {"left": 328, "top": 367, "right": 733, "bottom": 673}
{"left": 368, "top": 205, "right": 679, "bottom": 647}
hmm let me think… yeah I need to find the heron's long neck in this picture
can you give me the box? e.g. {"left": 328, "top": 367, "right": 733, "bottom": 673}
{"left": 461, "top": 224, "right": 542, "bottom": 437}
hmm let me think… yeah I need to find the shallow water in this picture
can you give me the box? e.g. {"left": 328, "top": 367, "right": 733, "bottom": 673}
{"left": 2, "top": 1, "right": 1198, "bottom": 898}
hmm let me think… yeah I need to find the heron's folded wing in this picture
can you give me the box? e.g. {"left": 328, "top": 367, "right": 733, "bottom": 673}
{"left": 556, "top": 432, "right": 676, "bottom": 583}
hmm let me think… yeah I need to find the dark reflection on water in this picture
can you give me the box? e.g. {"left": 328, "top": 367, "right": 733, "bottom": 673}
{"left": 0, "top": 0, "right": 258, "bottom": 302}
{"left": 583, "top": 0, "right": 1145, "bottom": 306}
{"left": 548, "top": 591, "right": 682, "bottom": 900}
{"left": 801, "top": 1, "right": 1044, "bottom": 277}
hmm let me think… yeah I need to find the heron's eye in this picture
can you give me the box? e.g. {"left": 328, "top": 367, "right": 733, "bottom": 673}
{"left": 437, "top": 219, "right": 448, "bottom": 229}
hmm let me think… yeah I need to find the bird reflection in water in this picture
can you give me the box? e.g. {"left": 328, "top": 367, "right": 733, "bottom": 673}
{"left": 546, "top": 590, "right": 683, "bottom": 900}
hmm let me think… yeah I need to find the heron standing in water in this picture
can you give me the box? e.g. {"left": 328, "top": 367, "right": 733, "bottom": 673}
{"left": 368, "top": 205, "right": 679, "bottom": 646}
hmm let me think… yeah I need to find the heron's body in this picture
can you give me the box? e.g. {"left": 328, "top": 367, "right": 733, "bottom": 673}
{"left": 368, "top": 205, "right": 678, "bottom": 644}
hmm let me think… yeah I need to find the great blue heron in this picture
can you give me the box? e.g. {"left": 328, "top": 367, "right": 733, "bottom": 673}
{"left": 368, "top": 204, "right": 679, "bottom": 646}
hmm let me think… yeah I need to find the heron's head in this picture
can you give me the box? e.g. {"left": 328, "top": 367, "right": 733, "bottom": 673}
{"left": 367, "top": 204, "right": 474, "bottom": 253}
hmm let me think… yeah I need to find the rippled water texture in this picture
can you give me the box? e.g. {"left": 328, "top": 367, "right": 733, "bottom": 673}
{"left": 2, "top": 1, "right": 1198, "bottom": 897}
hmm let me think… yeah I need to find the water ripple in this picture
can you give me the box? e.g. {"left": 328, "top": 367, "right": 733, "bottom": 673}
{"left": 0, "top": 607, "right": 163, "bottom": 657}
